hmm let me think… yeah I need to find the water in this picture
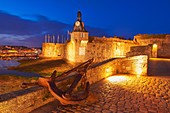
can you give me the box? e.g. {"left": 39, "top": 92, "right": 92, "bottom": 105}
{"left": 0, "top": 69, "right": 40, "bottom": 77}
{"left": 0, "top": 60, "right": 20, "bottom": 69}
{"left": 0, "top": 59, "right": 40, "bottom": 77}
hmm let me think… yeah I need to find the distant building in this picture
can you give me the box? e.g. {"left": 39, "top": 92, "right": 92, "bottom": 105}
{"left": 0, "top": 46, "right": 41, "bottom": 57}
{"left": 41, "top": 11, "right": 170, "bottom": 62}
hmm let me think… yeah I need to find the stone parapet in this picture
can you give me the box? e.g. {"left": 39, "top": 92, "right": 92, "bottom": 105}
{"left": 0, "top": 55, "right": 148, "bottom": 112}
{"left": 0, "top": 86, "right": 55, "bottom": 113}
{"left": 87, "top": 55, "right": 148, "bottom": 84}
{"left": 134, "top": 34, "right": 169, "bottom": 45}
{"left": 158, "top": 43, "right": 170, "bottom": 58}
{"left": 86, "top": 41, "right": 136, "bottom": 62}
{"left": 126, "top": 45, "right": 152, "bottom": 57}
{"left": 117, "top": 55, "right": 148, "bottom": 75}
{"left": 41, "top": 43, "right": 64, "bottom": 58}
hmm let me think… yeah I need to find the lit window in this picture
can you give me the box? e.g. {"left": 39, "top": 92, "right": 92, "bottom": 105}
{"left": 80, "top": 40, "right": 88, "bottom": 46}
{"left": 80, "top": 33, "right": 83, "bottom": 37}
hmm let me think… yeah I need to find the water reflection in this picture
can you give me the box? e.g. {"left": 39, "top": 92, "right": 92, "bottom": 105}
{"left": 0, "top": 69, "right": 40, "bottom": 77}
{"left": 0, "top": 60, "right": 20, "bottom": 69}
{"left": 0, "top": 57, "right": 40, "bottom": 77}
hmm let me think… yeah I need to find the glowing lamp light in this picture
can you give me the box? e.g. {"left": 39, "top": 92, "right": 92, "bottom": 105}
{"left": 153, "top": 44, "right": 157, "bottom": 48}
{"left": 152, "top": 44, "right": 158, "bottom": 58}
{"left": 107, "top": 76, "right": 127, "bottom": 82}
{"left": 106, "top": 67, "right": 111, "bottom": 73}
{"left": 35, "top": 51, "right": 38, "bottom": 53}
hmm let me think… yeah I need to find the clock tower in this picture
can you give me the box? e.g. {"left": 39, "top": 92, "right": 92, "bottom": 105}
{"left": 71, "top": 11, "right": 89, "bottom": 41}
{"left": 73, "top": 10, "right": 87, "bottom": 32}
{"left": 68, "top": 11, "right": 89, "bottom": 62}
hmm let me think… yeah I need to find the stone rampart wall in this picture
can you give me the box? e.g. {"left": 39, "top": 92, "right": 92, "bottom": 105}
{"left": 126, "top": 45, "right": 152, "bottom": 57}
{"left": 158, "top": 43, "right": 170, "bottom": 58}
{"left": 0, "top": 86, "right": 55, "bottom": 113}
{"left": 0, "top": 55, "right": 148, "bottom": 113}
{"left": 116, "top": 55, "right": 148, "bottom": 75}
{"left": 87, "top": 55, "right": 148, "bottom": 84}
{"left": 85, "top": 41, "right": 136, "bottom": 62}
{"left": 134, "top": 38, "right": 164, "bottom": 46}
{"left": 41, "top": 43, "right": 64, "bottom": 58}
{"left": 134, "top": 34, "right": 170, "bottom": 45}
{"left": 64, "top": 41, "right": 76, "bottom": 62}
{"left": 127, "top": 42, "right": 170, "bottom": 58}
{"left": 85, "top": 42, "right": 114, "bottom": 62}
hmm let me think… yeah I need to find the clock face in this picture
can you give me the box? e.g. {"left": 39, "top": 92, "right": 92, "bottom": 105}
{"left": 75, "top": 21, "right": 80, "bottom": 26}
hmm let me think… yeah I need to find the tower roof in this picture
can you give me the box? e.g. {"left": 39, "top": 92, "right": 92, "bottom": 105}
{"left": 73, "top": 11, "right": 87, "bottom": 32}
{"left": 77, "top": 10, "right": 82, "bottom": 21}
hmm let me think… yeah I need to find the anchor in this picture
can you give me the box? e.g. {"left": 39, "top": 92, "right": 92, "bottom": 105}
{"left": 22, "top": 58, "right": 94, "bottom": 105}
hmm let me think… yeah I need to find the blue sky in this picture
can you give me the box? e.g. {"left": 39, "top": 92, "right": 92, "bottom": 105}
{"left": 0, "top": 0, "right": 170, "bottom": 47}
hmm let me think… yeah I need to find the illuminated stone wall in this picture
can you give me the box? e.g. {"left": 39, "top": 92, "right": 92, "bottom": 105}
{"left": 74, "top": 40, "right": 87, "bottom": 62}
{"left": 158, "top": 43, "right": 170, "bottom": 58}
{"left": 116, "top": 55, "right": 148, "bottom": 76}
{"left": 70, "top": 32, "right": 88, "bottom": 41}
{"left": 126, "top": 45, "right": 152, "bottom": 57}
{"left": 133, "top": 34, "right": 170, "bottom": 45}
{"left": 42, "top": 37, "right": 136, "bottom": 63}
{"left": 85, "top": 37, "right": 136, "bottom": 62}
{"left": 42, "top": 43, "right": 64, "bottom": 58}
{"left": 64, "top": 41, "right": 76, "bottom": 62}
{"left": 0, "top": 86, "right": 55, "bottom": 113}
{"left": 64, "top": 40, "right": 88, "bottom": 62}
{"left": 85, "top": 42, "right": 115, "bottom": 62}
{"left": 86, "top": 58, "right": 118, "bottom": 84}
{"left": 128, "top": 34, "right": 170, "bottom": 58}
{"left": 87, "top": 55, "right": 148, "bottom": 84}
{"left": 41, "top": 33, "right": 170, "bottom": 62}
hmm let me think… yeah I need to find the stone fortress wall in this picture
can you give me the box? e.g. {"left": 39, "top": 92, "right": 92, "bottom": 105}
{"left": 41, "top": 43, "right": 64, "bottom": 58}
{"left": 42, "top": 36, "right": 137, "bottom": 63}
{"left": 126, "top": 45, "right": 152, "bottom": 57}
{"left": 42, "top": 33, "right": 170, "bottom": 62}
{"left": 41, "top": 11, "right": 170, "bottom": 61}
{"left": 130, "top": 34, "right": 170, "bottom": 58}
{"left": 158, "top": 43, "right": 170, "bottom": 58}
{"left": 86, "top": 37, "right": 136, "bottom": 62}
{"left": 134, "top": 34, "right": 170, "bottom": 45}
{"left": 63, "top": 32, "right": 89, "bottom": 62}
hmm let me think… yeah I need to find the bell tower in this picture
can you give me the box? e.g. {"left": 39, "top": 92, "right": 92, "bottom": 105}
{"left": 69, "top": 11, "right": 89, "bottom": 62}
{"left": 73, "top": 11, "right": 86, "bottom": 32}
{"left": 71, "top": 10, "right": 89, "bottom": 41}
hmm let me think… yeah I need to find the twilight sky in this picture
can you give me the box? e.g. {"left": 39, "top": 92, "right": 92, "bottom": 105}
{"left": 0, "top": 0, "right": 170, "bottom": 47}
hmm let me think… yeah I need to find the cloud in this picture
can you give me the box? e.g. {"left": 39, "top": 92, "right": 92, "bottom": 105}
{"left": 0, "top": 34, "right": 37, "bottom": 46}
{"left": 0, "top": 10, "right": 108, "bottom": 47}
{"left": 0, "top": 10, "right": 69, "bottom": 47}
{"left": 0, "top": 10, "right": 68, "bottom": 35}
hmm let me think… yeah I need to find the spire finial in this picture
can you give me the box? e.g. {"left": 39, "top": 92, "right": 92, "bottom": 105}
{"left": 77, "top": 10, "right": 82, "bottom": 21}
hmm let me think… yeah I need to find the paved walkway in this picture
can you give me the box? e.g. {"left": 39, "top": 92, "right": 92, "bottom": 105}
{"left": 31, "top": 75, "right": 170, "bottom": 113}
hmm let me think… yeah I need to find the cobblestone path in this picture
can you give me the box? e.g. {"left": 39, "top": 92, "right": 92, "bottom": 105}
{"left": 31, "top": 75, "right": 170, "bottom": 113}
